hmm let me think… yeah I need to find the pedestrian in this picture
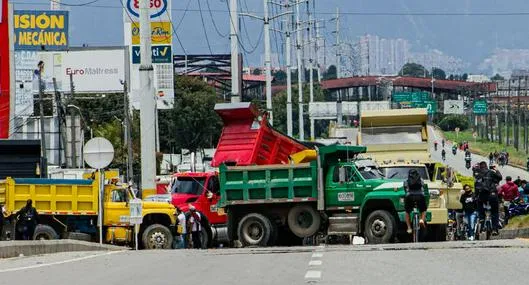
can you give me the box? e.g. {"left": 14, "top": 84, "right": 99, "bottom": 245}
{"left": 460, "top": 184, "right": 478, "bottom": 241}
{"left": 188, "top": 205, "right": 202, "bottom": 249}
{"left": 521, "top": 180, "right": 529, "bottom": 203}
{"left": 0, "top": 203, "right": 5, "bottom": 241}
{"left": 499, "top": 176, "right": 520, "bottom": 203}
{"left": 494, "top": 151, "right": 499, "bottom": 164}
{"left": 16, "top": 199, "right": 38, "bottom": 240}
{"left": 505, "top": 152, "right": 510, "bottom": 165}
{"left": 526, "top": 157, "right": 529, "bottom": 171}
{"left": 488, "top": 152, "right": 494, "bottom": 166}
{"left": 175, "top": 208, "right": 188, "bottom": 249}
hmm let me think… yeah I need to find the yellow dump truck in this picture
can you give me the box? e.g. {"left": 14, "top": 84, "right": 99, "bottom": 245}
{"left": 0, "top": 172, "right": 176, "bottom": 249}
{"left": 358, "top": 108, "right": 463, "bottom": 241}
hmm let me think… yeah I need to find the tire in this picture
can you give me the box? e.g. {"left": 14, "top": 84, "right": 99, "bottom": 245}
{"left": 431, "top": 224, "right": 447, "bottom": 242}
{"left": 200, "top": 215, "right": 213, "bottom": 248}
{"left": 237, "top": 213, "right": 272, "bottom": 247}
{"left": 267, "top": 219, "right": 278, "bottom": 246}
{"left": 200, "top": 227, "right": 210, "bottom": 249}
{"left": 141, "top": 224, "right": 173, "bottom": 249}
{"left": 287, "top": 204, "right": 321, "bottom": 238}
{"left": 33, "top": 224, "right": 59, "bottom": 240}
{"left": 363, "top": 210, "right": 396, "bottom": 244}
{"left": 67, "top": 232, "right": 92, "bottom": 242}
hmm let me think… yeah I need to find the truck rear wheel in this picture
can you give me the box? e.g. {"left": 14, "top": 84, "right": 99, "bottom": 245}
{"left": 142, "top": 224, "right": 173, "bottom": 249}
{"left": 364, "top": 210, "right": 396, "bottom": 244}
{"left": 237, "top": 213, "right": 272, "bottom": 247}
{"left": 33, "top": 224, "right": 59, "bottom": 240}
{"left": 287, "top": 204, "right": 321, "bottom": 238}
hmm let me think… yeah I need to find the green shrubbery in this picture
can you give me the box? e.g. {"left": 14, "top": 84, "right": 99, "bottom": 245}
{"left": 438, "top": 115, "right": 470, "bottom": 132}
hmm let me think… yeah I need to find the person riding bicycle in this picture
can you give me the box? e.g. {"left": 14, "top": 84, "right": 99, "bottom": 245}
{"left": 473, "top": 161, "right": 502, "bottom": 235}
{"left": 404, "top": 169, "right": 427, "bottom": 235}
{"left": 460, "top": 184, "right": 478, "bottom": 240}
{"left": 442, "top": 139, "right": 445, "bottom": 148}
{"left": 465, "top": 150, "right": 471, "bottom": 161}
{"left": 441, "top": 149, "right": 446, "bottom": 161}
{"left": 434, "top": 140, "right": 438, "bottom": 150}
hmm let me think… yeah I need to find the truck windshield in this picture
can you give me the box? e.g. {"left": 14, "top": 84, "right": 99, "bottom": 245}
{"left": 382, "top": 167, "right": 430, "bottom": 180}
{"left": 171, "top": 178, "right": 206, "bottom": 195}
{"left": 358, "top": 167, "right": 384, "bottom": 180}
{"left": 362, "top": 126, "right": 423, "bottom": 145}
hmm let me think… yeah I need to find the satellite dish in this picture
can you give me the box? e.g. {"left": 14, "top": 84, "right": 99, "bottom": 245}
{"left": 83, "top": 137, "right": 115, "bottom": 169}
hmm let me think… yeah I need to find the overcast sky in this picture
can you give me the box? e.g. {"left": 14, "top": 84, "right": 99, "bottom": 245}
{"left": 10, "top": 0, "right": 529, "bottom": 71}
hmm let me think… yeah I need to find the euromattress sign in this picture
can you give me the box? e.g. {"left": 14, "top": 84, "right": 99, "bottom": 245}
{"left": 14, "top": 10, "right": 69, "bottom": 50}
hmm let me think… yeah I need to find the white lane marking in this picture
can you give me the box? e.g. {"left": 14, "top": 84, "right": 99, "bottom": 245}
{"left": 309, "top": 260, "right": 322, "bottom": 266}
{"left": 305, "top": 270, "right": 322, "bottom": 280}
{"left": 311, "top": 252, "right": 323, "bottom": 258}
{"left": 0, "top": 251, "right": 125, "bottom": 273}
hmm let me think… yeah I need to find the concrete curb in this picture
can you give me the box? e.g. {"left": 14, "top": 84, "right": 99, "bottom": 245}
{"left": 496, "top": 228, "right": 529, "bottom": 240}
{"left": 0, "top": 240, "right": 127, "bottom": 259}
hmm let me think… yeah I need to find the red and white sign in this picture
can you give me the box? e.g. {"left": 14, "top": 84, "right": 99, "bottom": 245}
{"left": 123, "top": 0, "right": 170, "bottom": 23}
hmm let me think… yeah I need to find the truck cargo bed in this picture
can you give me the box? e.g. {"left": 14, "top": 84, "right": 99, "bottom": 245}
{"left": 1, "top": 178, "right": 98, "bottom": 215}
{"left": 219, "top": 163, "right": 318, "bottom": 207}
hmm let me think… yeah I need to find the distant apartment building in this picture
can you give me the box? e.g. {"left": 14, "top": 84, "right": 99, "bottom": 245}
{"left": 351, "top": 35, "right": 410, "bottom": 75}
{"left": 409, "top": 49, "right": 467, "bottom": 75}
{"left": 479, "top": 49, "right": 529, "bottom": 79}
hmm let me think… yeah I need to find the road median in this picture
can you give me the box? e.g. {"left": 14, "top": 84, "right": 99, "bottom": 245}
{"left": 0, "top": 240, "right": 126, "bottom": 259}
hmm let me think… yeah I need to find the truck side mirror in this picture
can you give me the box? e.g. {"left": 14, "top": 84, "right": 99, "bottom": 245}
{"left": 338, "top": 167, "right": 346, "bottom": 183}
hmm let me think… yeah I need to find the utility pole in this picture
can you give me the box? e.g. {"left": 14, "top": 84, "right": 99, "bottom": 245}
{"left": 139, "top": 0, "right": 157, "bottom": 194}
{"left": 296, "top": 1, "right": 304, "bottom": 140}
{"left": 264, "top": 0, "right": 273, "bottom": 124}
{"left": 69, "top": 74, "right": 76, "bottom": 168}
{"left": 229, "top": 0, "right": 240, "bottom": 103}
{"left": 333, "top": 8, "right": 343, "bottom": 125}
{"left": 37, "top": 63, "right": 47, "bottom": 177}
{"left": 123, "top": 80, "right": 133, "bottom": 182}
{"left": 515, "top": 78, "right": 521, "bottom": 150}
{"left": 315, "top": 20, "right": 322, "bottom": 83}
{"left": 285, "top": 0, "right": 293, "bottom": 137}
{"left": 307, "top": 1, "right": 315, "bottom": 140}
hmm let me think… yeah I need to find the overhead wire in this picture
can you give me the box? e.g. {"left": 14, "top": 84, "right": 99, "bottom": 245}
{"left": 205, "top": 0, "right": 228, "bottom": 38}
{"left": 49, "top": 0, "right": 101, "bottom": 6}
{"left": 236, "top": 0, "right": 263, "bottom": 54}
{"left": 197, "top": 0, "right": 214, "bottom": 55}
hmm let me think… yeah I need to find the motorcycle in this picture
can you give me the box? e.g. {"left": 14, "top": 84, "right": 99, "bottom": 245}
{"left": 465, "top": 159, "right": 471, "bottom": 169}
{"left": 434, "top": 143, "right": 438, "bottom": 151}
{"left": 452, "top": 147, "right": 457, "bottom": 155}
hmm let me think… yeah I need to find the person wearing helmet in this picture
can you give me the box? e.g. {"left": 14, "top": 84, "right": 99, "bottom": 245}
{"left": 473, "top": 161, "right": 502, "bottom": 235}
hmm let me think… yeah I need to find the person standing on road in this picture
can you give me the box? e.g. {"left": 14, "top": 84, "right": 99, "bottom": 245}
{"left": 16, "top": 199, "right": 38, "bottom": 240}
{"left": 175, "top": 208, "right": 188, "bottom": 249}
{"left": 473, "top": 162, "right": 502, "bottom": 235}
{"left": 460, "top": 184, "right": 478, "bottom": 241}
{"left": 188, "top": 205, "right": 202, "bottom": 249}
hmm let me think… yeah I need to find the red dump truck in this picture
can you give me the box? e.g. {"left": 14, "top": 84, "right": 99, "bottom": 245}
{"left": 165, "top": 103, "right": 308, "bottom": 246}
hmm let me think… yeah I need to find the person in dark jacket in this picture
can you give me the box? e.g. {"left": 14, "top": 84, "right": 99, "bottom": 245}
{"left": 403, "top": 169, "right": 427, "bottom": 234}
{"left": 16, "top": 199, "right": 38, "bottom": 240}
{"left": 473, "top": 162, "right": 502, "bottom": 235}
{"left": 460, "top": 185, "right": 478, "bottom": 240}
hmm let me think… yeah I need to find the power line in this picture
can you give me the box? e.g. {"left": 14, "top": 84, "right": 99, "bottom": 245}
{"left": 14, "top": 2, "right": 529, "bottom": 17}
{"left": 205, "top": 0, "right": 228, "bottom": 38}
{"left": 49, "top": 0, "right": 101, "bottom": 6}
{"left": 174, "top": 0, "right": 193, "bottom": 31}
{"left": 197, "top": 0, "right": 214, "bottom": 55}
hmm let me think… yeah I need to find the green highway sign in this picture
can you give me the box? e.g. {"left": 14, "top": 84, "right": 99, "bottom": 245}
{"left": 473, "top": 100, "right": 488, "bottom": 115}
{"left": 392, "top": 92, "right": 430, "bottom": 103}
{"left": 412, "top": 100, "right": 437, "bottom": 114}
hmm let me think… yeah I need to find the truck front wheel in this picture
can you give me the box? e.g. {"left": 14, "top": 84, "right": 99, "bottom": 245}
{"left": 142, "top": 224, "right": 173, "bottom": 249}
{"left": 33, "top": 224, "right": 59, "bottom": 240}
{"left": 237, "top": 213, "right": 272, "bottom": 247}
{"left": 364, "top": 210, "right": 396, "bottom": 244}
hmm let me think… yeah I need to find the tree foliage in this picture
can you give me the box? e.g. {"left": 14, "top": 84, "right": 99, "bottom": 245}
{"left": 432, "top": 68, "right": 446, "bottom": 80}
{"left": 252, "top": 68, "right": 262, "bottom": 75}
{"left": 491, "top": 73, "right": 505, "bottom": 81}
{"left": 323, "top": 65, "right": 337, "bottom": 80}
{"left": 399, "top": 63, "right": 429, "bottom": 77}
{"left": 158, "top": 76, "right": 222, "bottom": 153}
{"left": 272, "top": 70, "right": 287, "bottom": 85}
{"left": 438, "top": 115, "right": 470, "bottom": 132}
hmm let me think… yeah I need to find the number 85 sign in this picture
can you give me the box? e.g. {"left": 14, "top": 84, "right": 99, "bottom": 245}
{"left": 125, "top": 0, "right": 169, "bottom": 21}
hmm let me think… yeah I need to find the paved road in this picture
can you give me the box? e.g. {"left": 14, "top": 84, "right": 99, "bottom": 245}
{"left": 0, "top": 240, "right": 528, "bottom": 285}
{"left": 429, "top": 126, "right": 529, "bottom": 179}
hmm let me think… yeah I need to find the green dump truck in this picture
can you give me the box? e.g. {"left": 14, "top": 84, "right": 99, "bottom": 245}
{"left": 218, "top": 145, "right": 429, "bottom": 246}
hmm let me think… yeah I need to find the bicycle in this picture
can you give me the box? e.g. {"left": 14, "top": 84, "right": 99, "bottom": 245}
{"left": 475, "top": 202, "right": 493, "bottom": 240}
{"left": 411, "top": 204, "right": 421, "bottom": 243}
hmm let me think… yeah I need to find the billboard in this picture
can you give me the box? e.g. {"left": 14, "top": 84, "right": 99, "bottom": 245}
{"left": 131, "top": 22, "right": 171, "bottom": 45}
{"left": 444, "top": 100, "right": 464, "bottom": 115}
{"left": 14, "top": 51, "right": 38, "bottom": 117}
{"left": 13, "top": 10, "right": 69, "bottom": 50}
{"left": 60, "top": 49, "right": 125, "bottom": 93}
{"left": 0, "top": 0, "right": 11, "bottom": 138}
{"left": 131, "top": 45, "right": 172, "bottom": 64}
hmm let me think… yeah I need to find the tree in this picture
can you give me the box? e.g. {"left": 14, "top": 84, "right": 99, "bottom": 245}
{"left": 323, "top": 65, "right": 337, "bottom": 80}
{"left": 432, "top": 68, "right": 446, "bottom": 80}
{"left": 438, "top": 115, "right": 470, "bottom": 132}
{"left": 399, "top": 63, "right": 429, "bottom": 77}
{"left": 252, "top": 68, "right": 262, "bottom": 75}
{"left": 159, "top": 76, "right": 222, "bottom": 153}
{"left": 462, "top": 73, "right": 468, "bottom": 81}
{"left": 491, "top": 73, "right": 505, "bottom": 81}
{"left": 272, "top": 70, "right": 287, "bottom": 85}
